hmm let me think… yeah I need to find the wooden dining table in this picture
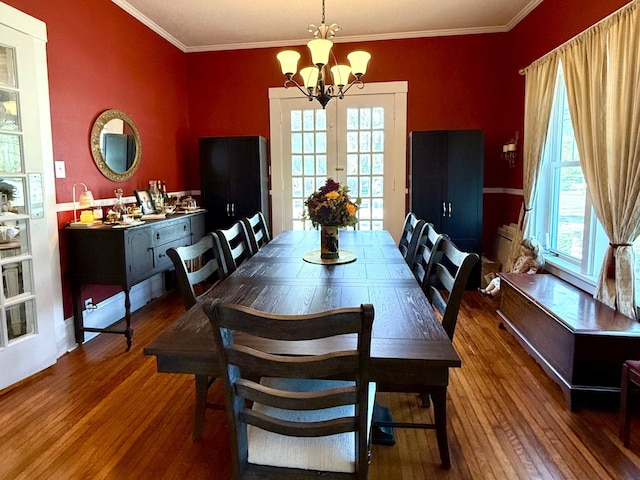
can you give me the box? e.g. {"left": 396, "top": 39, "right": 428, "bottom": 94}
{"left": 144, "top": 229, "right": 461, "bottom": 467}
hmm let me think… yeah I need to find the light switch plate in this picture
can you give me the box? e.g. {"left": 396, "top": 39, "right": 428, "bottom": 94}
{"left": 54, "top": 160, "right": 66, "bottom": 178}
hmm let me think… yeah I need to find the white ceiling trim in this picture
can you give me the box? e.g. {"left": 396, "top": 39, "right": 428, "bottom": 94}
{"left": 184, "top": 25, "right": 512, "bottom": 53}
{"left": 112, "top": 0, "right": 187, "bottom": 51}
{"left": 112, "top": 0, "right": 544, "bottom": 54}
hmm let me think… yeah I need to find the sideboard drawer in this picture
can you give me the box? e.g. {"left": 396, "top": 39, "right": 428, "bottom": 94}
{"left": 153, "top": 218, "right": 190, "bottom": 246}
{"left": 154, "top": 236, "right": 192, "bottom": 271}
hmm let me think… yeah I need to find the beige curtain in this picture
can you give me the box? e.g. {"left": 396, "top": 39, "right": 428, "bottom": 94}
{"left": 506, "top": 54, "right": 559, "bottom": 271}
{"left": 561, "top": 3, "right": 640, "bottom": 318}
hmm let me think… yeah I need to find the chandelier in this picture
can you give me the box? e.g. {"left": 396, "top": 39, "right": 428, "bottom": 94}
{"left": 276, "top": 0, "right": 371, "bottom": 109}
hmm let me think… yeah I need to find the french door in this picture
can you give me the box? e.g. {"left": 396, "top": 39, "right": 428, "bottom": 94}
{"left": 269, "top": 82, "right": 407, "bottom": 241}
{"left": 0, "top": 3, "right": 63, "bottom": 390}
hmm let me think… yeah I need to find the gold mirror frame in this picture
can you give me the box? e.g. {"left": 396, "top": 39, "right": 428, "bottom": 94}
{"left": 90, "top": 109, "right": 141, "bottom": 182}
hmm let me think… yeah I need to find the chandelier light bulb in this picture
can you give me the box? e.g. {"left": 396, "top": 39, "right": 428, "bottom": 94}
{"left": 330, "top": 65, "right": 352, "bottom": 87}
{"left": 300, "top": 67, "right": 320, "bottom": 90}
{"left": 347, "top": 51, "right": 371, "bottom": 77}
{"left": 277, "top": 50, "right": 301, "bottom": 76}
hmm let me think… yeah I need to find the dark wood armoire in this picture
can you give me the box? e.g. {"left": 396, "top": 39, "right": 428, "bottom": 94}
{"left": 199, "top": 136, "right": 269, "bottom": 233}
{"left": 410, "top": 129, "right": 484, "bottom": 287}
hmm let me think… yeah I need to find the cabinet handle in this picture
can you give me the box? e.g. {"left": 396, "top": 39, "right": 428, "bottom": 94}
{"left": 442, "top": 202, "right": 446, "bottom": 217}
{"left": 231, "top": 203, "right": 235, "bottom": 216}
{"left": 448, "top": 202, "right": 452, "bottom": 218}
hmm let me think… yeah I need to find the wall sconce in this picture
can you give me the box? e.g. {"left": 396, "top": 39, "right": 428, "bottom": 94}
{"left": 72, "top": 182, "right": 95, "bottom": 223}
{"left": 501, "top": 131, "right": 519, "bottom": 168}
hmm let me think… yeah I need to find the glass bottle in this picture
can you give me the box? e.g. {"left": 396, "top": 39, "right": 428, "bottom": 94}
{"left": 112, "top": 188, "right": 126, "bottom": 218}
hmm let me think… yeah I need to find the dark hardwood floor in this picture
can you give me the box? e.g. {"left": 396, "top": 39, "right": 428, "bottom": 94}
{"left": 2, "top": 289, "right": 640, "bottom": 479}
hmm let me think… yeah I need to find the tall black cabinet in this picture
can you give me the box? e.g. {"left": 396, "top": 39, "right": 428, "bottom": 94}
{"left": 410, "top": 129, "right": 483, "bottom": 287}
{"left": 200, "top": 136, "right": 269, "bottom": 233}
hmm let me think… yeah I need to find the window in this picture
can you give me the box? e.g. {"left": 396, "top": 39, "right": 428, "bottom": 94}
{"left": 533, "top": 66, "right": 640, "bottom": 305}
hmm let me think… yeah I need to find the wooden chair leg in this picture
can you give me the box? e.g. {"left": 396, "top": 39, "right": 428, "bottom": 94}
{"left": 620, "top": 362, "right": 632, "bottom": 447}
{"left": 431, "top": 386, "right": 451, "bottom": 468}
{"left": 193, "top": 374, "right": 209, "bottom": 440}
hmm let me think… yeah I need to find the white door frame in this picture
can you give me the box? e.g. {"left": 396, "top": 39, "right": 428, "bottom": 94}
{"left": 0, "top": 1, "right": 63, "bottom": 390}
{"left": 269, "top": 81, "right": 408, "bottom": 242}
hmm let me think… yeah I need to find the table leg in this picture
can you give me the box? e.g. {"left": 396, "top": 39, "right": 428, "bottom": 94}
{"left": 124, "top": 288, "right": 133, "bottom": 351}
{"left": 72, "top": 279, "right": 85, "bottom": 345}
{"left": 193, "top": 374, "right": 208, "bottom": 440}
{"left": 432, "top": 386, "right": 451, "bottom": 468}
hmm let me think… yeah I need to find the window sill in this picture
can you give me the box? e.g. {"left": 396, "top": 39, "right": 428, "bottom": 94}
{"left": 542, "top": 253, "right": 598, "bottom": 296}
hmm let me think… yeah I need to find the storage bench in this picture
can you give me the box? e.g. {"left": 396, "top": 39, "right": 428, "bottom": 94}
{"left": 496, "top": 272, "right": 640, "bottom": 411}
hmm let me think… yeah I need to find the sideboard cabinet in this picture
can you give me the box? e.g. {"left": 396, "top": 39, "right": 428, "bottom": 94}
{"left": 66, "top": 211, "right": 205, "bottom": 350}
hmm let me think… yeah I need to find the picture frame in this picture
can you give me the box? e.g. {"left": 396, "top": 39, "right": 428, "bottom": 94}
{"left": 134, "top": 189, "right": 156, "bottom": 214}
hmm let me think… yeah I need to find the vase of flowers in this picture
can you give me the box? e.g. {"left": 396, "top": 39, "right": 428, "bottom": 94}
{"left": 305, "top": 178, "right": 359, "bottom": 259}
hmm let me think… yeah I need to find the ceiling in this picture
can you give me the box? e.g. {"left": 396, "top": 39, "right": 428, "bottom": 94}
{"left": 112, "top": 0, "right": 543, "bottom": 53}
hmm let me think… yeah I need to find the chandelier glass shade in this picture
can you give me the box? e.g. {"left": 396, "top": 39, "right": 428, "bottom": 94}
{"left": 276, "top": 0, "right": 371, "bottom": 108}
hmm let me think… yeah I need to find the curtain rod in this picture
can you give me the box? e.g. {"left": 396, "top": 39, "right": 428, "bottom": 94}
{"left": 519, "top": 0, "right": 637, "bottom": 75}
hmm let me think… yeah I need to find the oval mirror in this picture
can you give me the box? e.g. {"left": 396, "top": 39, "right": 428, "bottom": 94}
{"left": 90, "top": 109, "right": 141, "bottom": 182}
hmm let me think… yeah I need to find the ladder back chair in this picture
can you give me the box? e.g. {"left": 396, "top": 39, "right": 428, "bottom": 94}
{"left": 166, "top": 233, "right": 225, "bottom": 440}
{"left": 214, "top": 221, "right": 252, "bottom": 277}
{"left": 423, "top": 237, "right": 479, "bottom": 341}
{"left": 375, "top": 237, "right": 478, "bottom": 468}
{"left": 398, "top": 212, "right": 426, "bottom": 267}
{"left": 412, "top": 223, "right": 447, "bottom": 288}
{"left": 203, "top": 299, "right": 376, "bottom": 480}
{"left": 241, "top": 211, "right": 271, "bottom": 255}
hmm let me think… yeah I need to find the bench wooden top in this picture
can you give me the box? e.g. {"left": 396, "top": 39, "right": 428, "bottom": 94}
{"left": 499, "top": 273, "right": 640, "bottom": 335}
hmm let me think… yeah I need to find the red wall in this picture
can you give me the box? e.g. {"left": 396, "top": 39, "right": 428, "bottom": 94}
{"left": 4, "top": 0, "right": 631, "bottom": 318}
{"left": 5, "top": 0, "right": 190, "bottom": 315}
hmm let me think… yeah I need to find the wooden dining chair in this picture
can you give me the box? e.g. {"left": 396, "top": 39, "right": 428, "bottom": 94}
{"left": 203, "top": 299, "right": 376, "bottom": 480}
{"left": 241, "top": 211, "right": 271, "bottom": 255}
{"left": 412, "top": 223, "right": 447, "bottom": 287}
{"left": 423, "top": 236, "right": 479, "bottom": 341}
{"left": 166, "top": 233, "right": 224, "bottom": 310}
{"left": 166, "top": 233, "right": 225, "bottom": 440}
{"left": 398, "top": 212, "right": 426, "bottom": 266}
{"left": 620, "top": 360, "right": 640, "bottom": 447}
{"left": 375, "top": 237, "right": 478, "bottom": 468}
{"left": 214, "top": 221, "right": 252, "bottom": 276}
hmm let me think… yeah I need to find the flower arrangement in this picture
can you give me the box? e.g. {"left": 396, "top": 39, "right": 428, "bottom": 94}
{"left": 305, "top": 178, "right": 359, "bottom": 227}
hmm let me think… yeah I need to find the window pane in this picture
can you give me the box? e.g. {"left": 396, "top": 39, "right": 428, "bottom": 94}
{"left": 553, "top": 166, "right": 586, "bottom": 259}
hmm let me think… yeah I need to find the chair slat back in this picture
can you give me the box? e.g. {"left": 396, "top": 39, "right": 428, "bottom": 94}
{"left": 412, "top": 223, "right": 448, "bottom": 287}
{"left": 166, "top": 233, "right": 222, "bottom": 310}
{"left": 398, "top": 212, "right": 426, "bottom": 266}
{"left": 203, "top": 300, "right": 375, "bottom": 479}
{"left": 423, "top": 237, "right": 479, "bottom": 340}
{"left": 214, "top": 221, "right": 252, "bottom": 276}
{"left": 241, "top": 212, "right": 271, "bottom": 255}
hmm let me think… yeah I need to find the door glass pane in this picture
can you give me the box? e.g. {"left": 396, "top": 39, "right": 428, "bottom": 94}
{"left": 345, "top": 107, "right": 385, "bottom": 230}
{"left": 291, "top": 108, "right": 327, "bottom": 230}
{"left": 6, "top": 299, "right": 35, "bottom": 342}
{"left": 0, "top": 89, "right": 20, "bottom": 131}
{"left": 0, "top": 133, "right": 23, "bottom": 173}
{"left": 0, "top": 45, "right": 17, "bottom": 88}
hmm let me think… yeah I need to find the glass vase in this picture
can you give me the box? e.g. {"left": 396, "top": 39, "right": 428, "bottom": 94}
{"left": 320, "top": 225, "right": 339, "bottom": 259}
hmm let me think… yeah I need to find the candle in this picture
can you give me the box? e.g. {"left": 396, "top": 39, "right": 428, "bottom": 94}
{"left": 507, "top": 143, "right": 516, "bottom": 152}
